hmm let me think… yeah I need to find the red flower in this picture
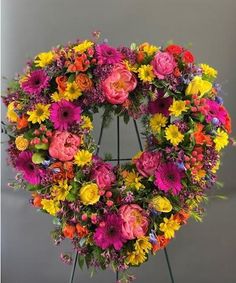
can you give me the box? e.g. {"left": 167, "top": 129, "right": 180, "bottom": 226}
{"left": 182, "top": 50, "right": 195, "bottom": 63}
{"left": 76, "top": 224, "right": 89, "bottom": 238}
{"left": 165, "top": 44, "right": 183, "bottom": 55}
{"left": 152, "top": 235, "right": 170, "bottom": 253}
{"left": 63, "top": 225, "right": 76, "bottom": 239}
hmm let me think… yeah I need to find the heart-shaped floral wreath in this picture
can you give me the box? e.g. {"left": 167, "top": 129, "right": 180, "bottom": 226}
{"left": 3, "top": 34, "right": 232, "bottom": 281}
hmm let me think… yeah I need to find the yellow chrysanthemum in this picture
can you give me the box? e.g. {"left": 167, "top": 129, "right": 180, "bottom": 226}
{"left": 134, "top": 237, "right": 152, "bottom": 254}
{"left": 159, "top": 215, "right": 180, "bottom": 239}
{"left": 125, "top": 170, "right": 144, "bottom": 190}
{"left": 142, "top": 44, "right": 159, "bottom": 56}
{"left": 214, "top": 128, "right": 229, "bottom": 151}
{"left": 41, "top": 199, "right": 60, "bottom": 216}
{"left": 165, "top": 125, "right": 184, "bottom": 146}
{"left": 7, "top": 102, "right": 18, "bottom": 122}
{"left": 51, "top": 180, "right": 72, "bottom": 201}
{"left": 124, "top": 60, "right": 138, "bottom": 73}
{"left": 74, "top": 150, "right": 92, "bottom": 167}
{"left": 199, "top": 64, "right": 218, "bottom": 78}
{"left": 138, "top": 65, "right": 155, "bottom": 82}
{"left": 64, "top": 81, "right": 82, "bottom": 101}
{"left": 126, "top": 250, "right": 147, "bottom": 266}
{"left": 34, "top": 51, "right": 54, "bottom": 68}
{"left": 51, "top": 91, "right": 67, "bottom": 102}
{"left": 27, "top": 103, "right": 50, "bottom": 124}
{"left": 211, "top": 160, "right": 220, "bottom": 174}
{"left": 80, "top": 183, "right": 100, "bottom": 205}
{"left": 169, "top": 100, "right": 188, "bottom": 117}
{"left": 185, "top": 76, "right": 212, "bottom": 97}
{"left": 81, "top": 116, "right": 93, "bottom": 131}
{"left": 73, "top": 40, "right": 94, "bottom": 53}
{"left": 149, "top": 113, "right": 167, "bottom": 134}
{"left": 15, "top": 135, "right": 29, "bottom": 151}
{"left": 150, "top": 196, "right": 172, "bottom": 213}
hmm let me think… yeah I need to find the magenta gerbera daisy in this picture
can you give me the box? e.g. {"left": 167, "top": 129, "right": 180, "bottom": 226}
{"left": 96, "top": 44, "right": 122, "bottom": 65}
{"left": 50, "top": 100, "right": 81, "bottom": 131}
{"left": 206, "top": 99, "right": 227, "bottom": 125}
{"left": 148, "top": 92, "right": 173, "bottom": 117}
{"left": 154, "top": 162, "right": 184, "bottom": 195}
{"left": 93, "top": 214, "right": 126, "bottom": 251}
{"left": 21, "top": 69, "right": 50, "bottom": 95}
{"left": 15, "top": 151, "right": 43, "bottom": 185}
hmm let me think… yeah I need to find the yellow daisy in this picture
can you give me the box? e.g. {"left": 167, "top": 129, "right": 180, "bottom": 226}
{"left": 169, "top": 100, "right": 188, "bottom": 117}
{"left": 159, "top": 215, "right": 180, "bottom": 239}
{"left": 73, "top": 40, "right": 94, "bottom": 53}
{"left": 51, "top": 91, "right": 67, "bottom": 102}
{"left": 27, "top": 103, "right": 50, "bottom": 124}
{"left": 142, "top": 43, "right": 159, "bottom": 56}
{"left": 74, "top": 150, "right": 92, "bottom": 167}
{"left": 126, "top": 250, "right": 147, "bottom": 266}
{"left": 64, "top": 81, "right": 82, "bottom": 101}
{"left": 214, "top": 128, "right": 229, "bottom": 151}
{"left": 165, "top": 125, "right": 184, "bottom": 146}
{"left": 200, "top": 63, "right": 218, "bottom": 78}
{"left": 134, "top": 237, "right": 152, "bottom": 254}
{"left": 149, "top": 113, "right": 167, "bottom": 134}
{"left": 34, "top": 51, "right": 54, "bottom": 68}
{"left": 81, "top": 116, "right": 93, "bottom": 131}
{"left": 125, "top": 170, "right": 144, "bottom": 190}
{"left": 138, "top": 65, "right": 155, "bottom": 82}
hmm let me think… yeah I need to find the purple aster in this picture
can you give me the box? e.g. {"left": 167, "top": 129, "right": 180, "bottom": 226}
{"left": 50, "top": 100, "right": 81, "bottom": 131}
{"left": 21, "top": 69, "right": 50, "bottom": 95}
{"left": 15, "top": 151, "right": 43, "bottom": 185}
{"left": 96, "top": 44, "right": 122, "bottom": 65}
{"left": 148, "top": 91, "right": 173, "bottom": 116}
{"left": 93, "top": 214, "right": 126, "bottom": 251}
{"left": 154, "top": 162, "right": 184, "bottom": 195}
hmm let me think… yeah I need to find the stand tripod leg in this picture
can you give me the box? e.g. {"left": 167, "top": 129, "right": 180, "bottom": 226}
{"left": 69, "top": 251, "right": 78, "bottom": 283}
{"left": 133, "top": 119, "right": 175, "bottom": 283}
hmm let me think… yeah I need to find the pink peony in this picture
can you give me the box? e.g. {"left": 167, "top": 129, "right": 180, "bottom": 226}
{"left": 151, "top": 51, "right": 176, "bottom": 79}
{"left": 49, "top": 131, "right": 81, "bottom": 161}
{"left": 91, "top": 162, "right": 116, "bottom": 190}
{"left": 135, "top": 151, "right": 161, "bottom": 177}
{"left": 119, "top": 204, "right": 149, "bottom": 240}
{"left": 102, "top": 64, "right": 137, "bottom": 104}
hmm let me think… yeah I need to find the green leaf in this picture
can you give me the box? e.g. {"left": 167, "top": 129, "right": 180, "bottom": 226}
{"left": 66, "top": 193, "right": 76, "bottom": 202}
{"left": 78, "top": 255, "right": 84, "bottom": 269}
{"left": 68, "top": 74, "right": 75, "bottom": 82}
{"left": 27, "top": 184, "right": 41, "bottom": 191}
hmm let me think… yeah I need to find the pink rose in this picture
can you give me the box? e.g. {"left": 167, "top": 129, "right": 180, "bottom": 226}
{"left": 119, "top": 204, "right": 149, "bottom": 240}
{"left": 135, "top": 151, "right": 161, "bottom": 177}
{"left": 102, "top": 64, "right": 137, "bottom": 104}
{"left": 49, "top": 131, "right": 81, "bottom": 161}
{"left": 151, "top": 52, "right": 176, "bottom": 79}
{"left": 91, "top": 162, "right": 116, "bottom": 190}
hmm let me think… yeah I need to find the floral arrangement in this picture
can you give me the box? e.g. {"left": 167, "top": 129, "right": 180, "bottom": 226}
{"left": 2, "top": 34, "right": 233, "bottom": 282}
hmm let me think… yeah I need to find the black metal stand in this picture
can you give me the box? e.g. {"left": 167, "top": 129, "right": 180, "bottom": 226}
{"left": 69, "top": 115, "right": 175, "bottom": 283}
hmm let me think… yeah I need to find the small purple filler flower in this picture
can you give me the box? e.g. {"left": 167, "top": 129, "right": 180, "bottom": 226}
{"left": 93, "top": 214, "right": 126, "bottom": 251}
{"left": 21, "top": 69, "right": 49, "bottom": 95}
{"left": 96, "top": 44, "right": 122, "bottom": 65}
{"left": 15, "top": 151, "right": 42, "bottom": 185}
{"left": 50, "top": 99, "right": 81, "bottom": 131}
{"left": 154, "top": 162, "right": 184, "bottom": 195}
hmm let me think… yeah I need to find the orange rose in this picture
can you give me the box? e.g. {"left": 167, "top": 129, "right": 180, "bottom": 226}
{"left": 75, "top": 74, "right": 93, "bottom": 91}
{"left": 76, "top": 223, "right": 89, "bottom": 238}
{"left": 56, "top": 76, "right": 67, "bottom": 93}
{"left": 63, "top": 224, "right": 76, "bottom": 239}
{"left": 17, "top": 115, "right": 28, "bottom": 130}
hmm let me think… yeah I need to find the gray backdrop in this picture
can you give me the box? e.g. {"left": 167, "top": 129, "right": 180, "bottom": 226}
{"left": 1, "top": 0, "right": 236, "bottom": 282}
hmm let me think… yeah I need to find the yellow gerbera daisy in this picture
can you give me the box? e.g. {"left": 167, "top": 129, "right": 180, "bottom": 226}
{"left": 51, "top": 91, "right": 67, "bottom": 102}
{"left": 27, "top": 103, "right": 50, "bottom": 124}
{"left": 41, "top": 199, "right": 60, "bottom": 216}
{"left": 51, "top": 180, "right": 72, "bottom": 201}
{"left": 125, "top": 170, "right": 144, "bottom": 190}
{"left": 199, "top": 63, "right": 218, "bottom": 78}
{"left": 74, "top": 150, "right": 92, "bottom": 167}
{"left": 169, "top": 100, "right": 188, "bottom": 117}
{"left": 64, "top": 81, "right": 82, "bottom": 101}
{"left": 142, "top": 43, "right": 159, "bottom": 56}
{"left": 149, "top": 113, "right": 167, "bottom": 134}
{"left": 214, "top": 128, "right": 229, "bottom": 151}
{"left": 138, "top": 65, "right": 155, "bottom": 82}
{"left": 73, "top": 40, "right": 94, "bottom": 53}
{"left": 159, "top": 215, "right": 180, "bottom": 239}
{"left": 165, "top": 125, "right": 184, "bottom": 146}
{"left": 124, "top": 60, "right": 138, "bottom": 73}
{"left": 126, "top": 250, "right": 147, "bottom": 266}
{"left": 34, "top": 51, "right": 54, "bottom": 68}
